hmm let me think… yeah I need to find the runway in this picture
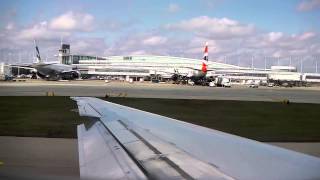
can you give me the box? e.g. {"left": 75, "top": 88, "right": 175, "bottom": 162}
{"left": 1, "top": 80, "right": 320, "bottom": 103}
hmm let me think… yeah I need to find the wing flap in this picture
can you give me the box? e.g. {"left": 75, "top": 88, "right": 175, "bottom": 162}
{"left": 103, "top": 119, "right": 234, "bottom": 180}
{"left": 77, "top": 122, "right": 147, "bottom": 180}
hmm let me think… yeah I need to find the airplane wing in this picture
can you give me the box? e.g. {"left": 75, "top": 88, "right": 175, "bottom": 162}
{"left": 72, "top": 97, "right": 320, "bottom": 180}
{"left": 8, "top": 64, "right": 35, "bottom": 70}
{"left": 7, "top": 62, "right": 56, "bottom": 71}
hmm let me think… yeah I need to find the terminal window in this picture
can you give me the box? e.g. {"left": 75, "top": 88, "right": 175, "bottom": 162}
{"left": 123, "top": 56, "right": 132, "bottom": 60}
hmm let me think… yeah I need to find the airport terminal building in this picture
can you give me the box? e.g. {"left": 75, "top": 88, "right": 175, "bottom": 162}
{"left": 59, "top": 44, "right": 320, "bottom": 83}
{"left": 76, "top": 55, "right": 241, "bottom": 79}
{"left": 0, "top": 62, "right": 11, "bottom": 80}
{"left": 59, "top": 44, "right": 242, "bottom": 80}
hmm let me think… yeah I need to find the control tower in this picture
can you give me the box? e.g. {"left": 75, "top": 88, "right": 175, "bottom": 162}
{"left": 59, "top": 44, "right": 71, "bottom": 64}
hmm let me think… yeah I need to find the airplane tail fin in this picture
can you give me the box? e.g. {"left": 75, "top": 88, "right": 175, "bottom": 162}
{"left": 34, "top": 40, "right": 42, "bottom": 63}
{"left": 202, "top": 42, "right": 208, "bottom": 73}
{"left": 203, "top": 42, "right": 208, "bottom": 61}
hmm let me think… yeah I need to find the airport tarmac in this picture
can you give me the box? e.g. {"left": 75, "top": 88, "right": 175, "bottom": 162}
{"left": 1, "top": 80, "right": 320, "bottom": 104}
{"left": 0, "top": 136, "right": 79, "bottom": 180}
{"left": 0, "top": 136, "right": 319, "bottom": 180}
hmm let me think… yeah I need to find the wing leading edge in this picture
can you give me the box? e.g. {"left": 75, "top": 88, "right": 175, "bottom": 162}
{"left": 72, "top": 97, "right": 320, "bottom": 180}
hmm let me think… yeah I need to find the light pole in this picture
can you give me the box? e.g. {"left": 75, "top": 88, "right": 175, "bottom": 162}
{"left": 316, "top": 56, "right": 318, "bottom": 73}
{"left": 300, "top": 58, "right": 303, "bottom": 73}
{"left": 251, "top": 55, "right": 254, "bottom": 69}
{"left": 8, "top": 53, "right": 10, "bottom": 64}
{"left": 18, "top": 52, "right": 21, "bottom": 76}
{"left": 289, "top": 56, "right": 292, "bottom": 66}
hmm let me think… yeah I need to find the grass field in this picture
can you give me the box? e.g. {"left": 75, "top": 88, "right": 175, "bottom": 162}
{"left": 0, "top": 97, "right": 90, "bottom": 138}
{"left": 0, "top": 96, "right": 320, "bottom": 141}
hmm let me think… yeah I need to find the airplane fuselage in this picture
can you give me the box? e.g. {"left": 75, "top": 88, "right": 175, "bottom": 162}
{"left": 32, "top": 63, "right": 79, "bottom": 80}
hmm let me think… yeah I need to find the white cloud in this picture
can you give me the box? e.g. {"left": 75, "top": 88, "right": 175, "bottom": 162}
{"left": 298, "top": 32, "right": 316, "bottom": 40}
{"left": 104, "top": 33, "right": 185, "bottom": 56}
{"left": 130, "top": 50, "right": 147, "bottom": 55}
{"left": 5, "top": 23, "right": 14, "bottom": 30}
{"left": 185, "top": 38, "right": 222, "bottom": 55}
{"left": 166, "top": 16, "right": 255, "bottom": 39}
{"left": 49, "top": 11, "right": 94, "bottom": 31}
{"left": 6, "top": 11, "right": 96, "bottom": 43}
{"left": 143, "top": 36, "right": 167, "bottom": 46}
{"left": 297, "top": 0, "right": 320, "bottom": 11}
{"left": 18, "top": 21, "right": 70, "bottom": 40}
{"left": 267, "top": 32, "right": 283, "bottom": 42}
{"left": 13, "top": 11, "right": 96, "bottom": 42}
{"left": 167, "top": 3, "right": 180, "bottom": 13}
{"left": 70, "top": 37, "right": 108, "bottom": 56}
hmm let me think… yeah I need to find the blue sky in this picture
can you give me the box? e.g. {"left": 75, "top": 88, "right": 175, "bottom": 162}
{"left": 2, "top": 0, "right": 318, "bottom": 33}
{"left": 0, "top": 0, "right": 319, "bottom": 71}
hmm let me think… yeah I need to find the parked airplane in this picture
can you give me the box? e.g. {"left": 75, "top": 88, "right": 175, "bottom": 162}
{"left": 172, "top": 42, "right": 211, "bottom": 85}
{"left": 12, "top": 41, "right": 80, "bottom": 81}
{"left": 73, "top": 97, "right": 320, "bottom": 180}
{"left": 32, "top": 41, "right": 80, "bottom": 80}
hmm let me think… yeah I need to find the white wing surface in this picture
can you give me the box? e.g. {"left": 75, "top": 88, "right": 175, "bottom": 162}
{"left": 72, "top": 97, "right": 320, "bottom": 180}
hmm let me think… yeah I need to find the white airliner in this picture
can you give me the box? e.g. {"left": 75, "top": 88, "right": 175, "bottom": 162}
{"left": 72, "top": 97, "right": 320, "bottom": 180}
{"left": 12, "top": 41, "right": 80, "bottom": 80}
{"left": 189, "top": 41, "right": 209, "bottom": 78}
{"left": 171, "top": 42, "right": 210, "bottom": 84}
